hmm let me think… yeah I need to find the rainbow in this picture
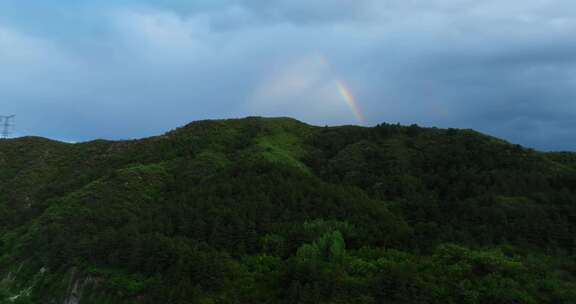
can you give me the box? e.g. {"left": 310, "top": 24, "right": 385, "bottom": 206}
{"left": 319, "top": 55, "right": 366, "bottom": 124}
{"left": 336, "top": 79, "right": 365, "bottom": 124}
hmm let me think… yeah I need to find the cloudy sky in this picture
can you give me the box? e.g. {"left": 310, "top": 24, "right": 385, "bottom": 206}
{"left": 1, "top": 0, "right": 576, "bottom": 150}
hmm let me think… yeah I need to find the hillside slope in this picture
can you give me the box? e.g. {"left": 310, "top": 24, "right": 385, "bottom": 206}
{"left": 0, "top": 117, "right": 575, "bottom": 303}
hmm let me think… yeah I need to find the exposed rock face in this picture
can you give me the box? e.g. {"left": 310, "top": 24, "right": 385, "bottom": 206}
{"left": 63, "top": 269, "right": 95, "bottom": 304}
{"left": 63, "top": 279, "right": 81, "bottom": 304}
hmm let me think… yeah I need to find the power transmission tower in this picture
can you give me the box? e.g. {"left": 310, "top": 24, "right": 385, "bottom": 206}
{"left": 0, "top": 115, "right": 15, "bottom": 139}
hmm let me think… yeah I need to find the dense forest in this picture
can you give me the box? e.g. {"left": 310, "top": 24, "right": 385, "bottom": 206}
{"left": 0, "top": 117, "right": 574, "bottom": 303}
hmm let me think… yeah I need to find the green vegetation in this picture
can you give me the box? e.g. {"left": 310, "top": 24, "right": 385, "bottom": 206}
{"left": 0, "top": 117, "right": 574, "bottom": 303}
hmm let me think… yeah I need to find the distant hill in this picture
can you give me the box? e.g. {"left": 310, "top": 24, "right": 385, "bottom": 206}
{"left": 0, "top": 117, "right": 574, "bottom": 303}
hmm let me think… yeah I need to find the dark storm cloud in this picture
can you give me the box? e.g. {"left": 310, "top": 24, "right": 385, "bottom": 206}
{"left": 1, "top": 0, "right": 576, "bottom": 150}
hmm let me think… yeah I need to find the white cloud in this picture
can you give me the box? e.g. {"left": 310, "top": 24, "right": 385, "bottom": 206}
{"left": 0, "top": 26, "right": 72, "bottom": 70}
{"left": 0, "top": 25, "right": 79, "bottom": 100}
{"left": 2, "top": 1, "right": 576, "bottom": 149}
{"left": 111, "top": 10, "right": 215, "bottom": 64}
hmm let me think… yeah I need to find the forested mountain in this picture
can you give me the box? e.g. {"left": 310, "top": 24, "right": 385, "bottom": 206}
{"left": 0, "top": 117, "right": 574, "bottom": 303}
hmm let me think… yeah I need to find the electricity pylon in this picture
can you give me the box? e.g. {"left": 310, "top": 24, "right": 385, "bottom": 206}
{"left": 0, "top": 115, "right": 15, "bottom": 139}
